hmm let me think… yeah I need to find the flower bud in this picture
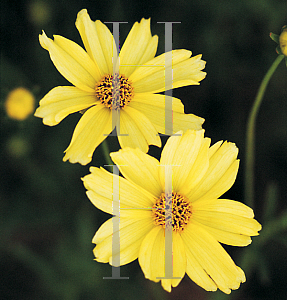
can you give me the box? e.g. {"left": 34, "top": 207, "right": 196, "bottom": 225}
{"left": 279, "top": 25, "right": 287, "bottom": 56}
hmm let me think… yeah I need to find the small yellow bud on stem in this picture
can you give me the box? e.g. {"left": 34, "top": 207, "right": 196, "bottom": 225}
{"left": 279, "top": 26, "right": 287, "bottom": 56}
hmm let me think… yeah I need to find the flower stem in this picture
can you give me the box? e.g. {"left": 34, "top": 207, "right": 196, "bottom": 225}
{"left": 101, "top": 139, "right": 113, "bottom": 170}
{"left": 244, "top": 55, "right": 284, "bottom": 208}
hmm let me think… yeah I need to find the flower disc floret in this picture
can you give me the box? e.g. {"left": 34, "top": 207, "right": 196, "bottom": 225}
{"left": 152, "top": 192, "right": 192, "bottom": 232}
{"left": 95, "top": 73, "right": 134, "bottom": 110}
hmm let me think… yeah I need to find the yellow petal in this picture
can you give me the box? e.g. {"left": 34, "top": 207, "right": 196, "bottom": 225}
{"left": 53, "top": 35, "right": 102, "bottom": 82}
{"left": 135, "top": 35, "right": 158, "bottom": 69}
{"left": 182, "top": 223, "right": 246, "bottom": 294}
{"left": 82, "top": 166, "right": 155, "bottom": 214}
{"left": 129, "top": 50, "right": 190, "bottom": 88}
{"left": 179, "top": 137, "right": 211, "bottom": 195}
{"left": 120, "top": 18, "right": 157, "bottom": 77}
{"left": 185, "top": 242, "right": 218, "bottom": 292}
{"left": 123, "top": 106, "right": 161, "bottom": 147}
{"left": 192, "top": 220, "right": 252, "bottom": 246}
{"left": 75, "top": 9, "right": 115, "bottom": 75}
{"left": 192, "top": 200, "right": 262, "bottom": 237}
{"left": 187, "top": 141, "right": 239, "bottom": 202}
{"left": 208, "top": 140, "right": 223, "bottom": 157}
{"left": 129, "top": 93, "right": 204, "bottom": 134}
{"left": 138, "top": 226, "right": 164, "bottom": 282}
{"left": 92, "top": 216, "right": 154, "bottom": 266}
{"left": 170, "top": 232, "right": 186, "bottom": 288}
{"left": 193, "top": 199, "right": 256, "bottom": 218}
{"left": 117, "top": 107, "right": 160, "bottom": 153}
{"left": 110, "top": 147, "right": 162, "bottom": 198}
{"left": 139, "top": 228, "right": 186, "bottom": 292}
{"left": 131, "top": 93, "right": 185, "bottom": 113}
{"left": 172, "top": 54, "right": 206, "bottom": 89}
{"left": 39, "top": 31, "right": 96, "bottom": 92}
{"left": 63, "top": 105, "right": 112, "bottom": 165}
{"left": 34, "top": 86, "right": 97, "bottom": 125}
{"left": 159, "top": 130, "right": 205, "bottom": 192}
{"left": 130, "top": 50, "right": 206, "bottom": 93}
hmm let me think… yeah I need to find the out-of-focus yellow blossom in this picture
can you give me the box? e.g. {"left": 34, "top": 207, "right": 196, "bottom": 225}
{"left": 5, "top": 87, "right": 35, "bottom": 120}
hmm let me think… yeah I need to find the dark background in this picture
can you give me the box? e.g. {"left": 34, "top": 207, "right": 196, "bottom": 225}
{"left": 1, "top": 0, "right": 287, "bottom": 299}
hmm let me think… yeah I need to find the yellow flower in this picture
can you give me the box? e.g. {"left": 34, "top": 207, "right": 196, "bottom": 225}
{"left": 5, "top": 87, "right": 35, "bottom": 121}
{"left": 34, "top": 9, "right": 206, "bottom": 165}
{"left": 82, "top": 129, "right": 261, "bottom": 293}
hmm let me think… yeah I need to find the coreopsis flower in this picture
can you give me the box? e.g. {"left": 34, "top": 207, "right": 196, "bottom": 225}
{"left": 82, "top": 129, "right": 261, "bottom": 293}
{"left": 34, "top": 9, "right": 206, "bottom": 165}
{"left": 5, "top": 87, "right": 35, "bottom": 121}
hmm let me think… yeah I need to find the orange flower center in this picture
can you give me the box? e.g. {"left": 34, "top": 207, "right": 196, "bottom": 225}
{"left": 95, "top": 73, "right": 134, "bottom": 110}
{"left": 152, "top": 192, "right": 192, "bottom": 233}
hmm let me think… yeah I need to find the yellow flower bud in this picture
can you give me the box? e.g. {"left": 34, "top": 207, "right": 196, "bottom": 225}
{"left": 279, "top": 27, "right": 287, "bottom": 56}
{"left": 5, "top": 87, "right": 35, "bottom": 120}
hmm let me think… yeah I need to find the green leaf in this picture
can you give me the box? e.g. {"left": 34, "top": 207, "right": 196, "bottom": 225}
{"left": 270, "top": 32, "right": 279, "bottom": 44}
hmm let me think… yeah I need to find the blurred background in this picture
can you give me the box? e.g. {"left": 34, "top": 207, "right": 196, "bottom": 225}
{"left": 1, "top": 0, "right": 287, "bottom": 299}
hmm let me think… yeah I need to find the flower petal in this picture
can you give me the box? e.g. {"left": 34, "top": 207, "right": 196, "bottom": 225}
{"left": 92, "top": 216, "right": 154, "bottom": 266}
{"left": 120, "top": 18, "right": 158, "bottom": 77}
{"left": 182, "top": 223, "right": 246, "bottom": 294}
{"left": 187, "top": 141, "right": 239, "bottom": 202}
{"left": 124, "top": 106, "right": 161, "bottom": 146}
{"left": 192, "top": 220, "right": 252, "bottom": 246}
{"left": 53, "top": 35, "right": 102, "bottom": 82}
{"left": 117, "top": 107, "right": 160, "bottom": 153}
{"left": 129, "top": 50, "right": 206, "bottom": 93}
{"left": 63, "top": 105, "right": 112, "bottom": 165}
{"left": 129, "top": 93, "right": 204, "bottom": 134}
{"left": 39, "top": 31, "right": 96, "bottom": 92}
{"left": 159, "top": 130, "right": 207, "bottom": 192}
{"left": 179, "top": 137, "right": 211, "bottom": 195}
{"left": 34, "top": 86, "right": 97, "bottom": 125}
{"left": 170, "top": 233, "right": 186, "bottom": 289}
{"left": 82, "top": 166, "right": 155, "bottom": 215}
{"left": 139, "top": 228, "right": 186, "bottom": 292}
{"left": 185, "top": 246, "right": 217, "bottom": 292}
{"left": 138, "top": 226, "right": 164, "bottom": 282}
{"left": 193, "top": 199, "right": 262, "bottom": 237}
{"left": 172, "top": 54, "right": 207, "bottom": 89}
{"left": 75, "top": 9, "right": 115, "bottom": 75}
{"left": 110, "top": 147, "right": 162, "bottom": 198}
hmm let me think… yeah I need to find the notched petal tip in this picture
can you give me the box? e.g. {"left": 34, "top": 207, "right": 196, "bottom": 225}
{"left": 39, "top": 30, "right": 49, "bottom": 50}
{"left": 76, "top": 8, "right": 88, "bottom": 21}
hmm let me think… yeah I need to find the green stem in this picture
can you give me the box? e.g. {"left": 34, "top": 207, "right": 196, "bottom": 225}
{"left": 244, "top": 55, "right": 284, "bottom": 208}
{"left": 101, "top": 139, "right": 113, "bottom": 170}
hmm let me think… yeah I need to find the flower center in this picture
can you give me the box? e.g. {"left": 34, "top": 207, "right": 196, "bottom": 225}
{"left": 95, "top": 73, "right": 134, "bottom": 110}
{"left": 151, "top": 192, "right": 192, "bottom": 233}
